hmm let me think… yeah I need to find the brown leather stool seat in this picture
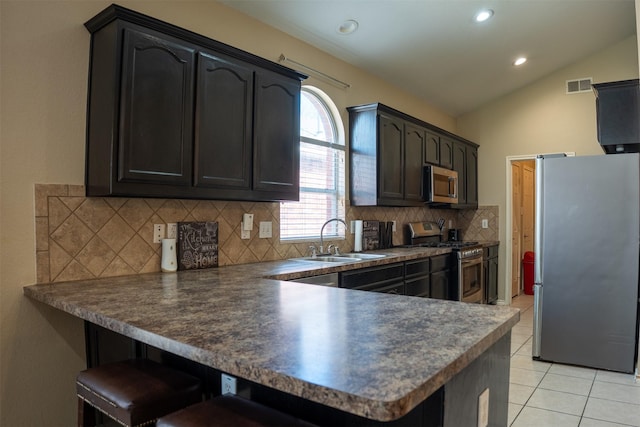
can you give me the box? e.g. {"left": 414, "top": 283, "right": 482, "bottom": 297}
{"left": 157, "top": 395, "right": 318, "bottom": 427}
{"left": 77, "top": 359, "right": 202, "bottom": 427}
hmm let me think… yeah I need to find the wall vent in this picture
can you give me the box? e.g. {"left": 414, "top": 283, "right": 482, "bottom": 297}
{"left": 566, "top": 77, "right": 593, "bottom": 94}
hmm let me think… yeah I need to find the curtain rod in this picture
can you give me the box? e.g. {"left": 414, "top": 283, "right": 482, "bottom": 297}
{"left": 279, "top": 54, "right": 350, "bottom": 89}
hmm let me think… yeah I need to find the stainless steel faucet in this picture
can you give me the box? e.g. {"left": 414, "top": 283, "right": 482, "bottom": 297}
{"left": 320, "top": 218, "right": 347, "bottom": 254}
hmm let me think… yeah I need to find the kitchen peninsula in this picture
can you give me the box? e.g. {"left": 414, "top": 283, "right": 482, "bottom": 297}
{"left": 25, "top": 249, "right": 519, "bottom": 426}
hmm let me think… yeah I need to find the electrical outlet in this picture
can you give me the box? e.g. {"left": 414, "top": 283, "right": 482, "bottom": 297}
{"left": 221, "top": 373, "right": 237, "bottom": 395}
{"left": 167, "top": 223, "right": 177, "bottom": 239}
{"left": 153, "top": 224, "right": 165, "bottom": 243}
{"left": 392, "top": 220, "right": 397, "bottom": 232}
{"left": 477, "top": 388, "right": 489, "bottom": 427}
{"left": 241, "top": 227, "right": 250, "bottom": 240}
{"left": 481, "top": 219, "right": 489, "bottom": 229}
{"left": 259, "top": 221, "right": 272, "bottom": 238}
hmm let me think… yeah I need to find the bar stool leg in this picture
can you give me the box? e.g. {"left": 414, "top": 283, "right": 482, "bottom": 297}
{"left": 77, "top": 397, "right": 96, "bottom": 427}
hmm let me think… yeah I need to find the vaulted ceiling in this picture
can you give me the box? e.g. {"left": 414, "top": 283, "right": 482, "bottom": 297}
{"left": 219, "top": 0, "right": 637, "bottom": 116}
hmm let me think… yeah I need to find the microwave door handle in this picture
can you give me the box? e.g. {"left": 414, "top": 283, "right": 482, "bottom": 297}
{"left": 448, "top": 176, "right": 457, "bottom": 198}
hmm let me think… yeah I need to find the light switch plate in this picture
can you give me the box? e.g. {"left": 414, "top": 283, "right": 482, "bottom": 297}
{"left": 242, "top": 213, "right": 254, "bottom": 231}
{"left": 259, "top": 221, "right": 272, "bottom": 238}
{"left": 481, "top": 219, "right": 489, "bottom": 229}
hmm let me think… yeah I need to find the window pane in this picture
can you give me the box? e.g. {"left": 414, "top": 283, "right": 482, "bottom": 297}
{"left": 300, "top": 90, "right": 336, "bottom": 144}
{"left": 300, "top": 143, "right": 337, "bottom": 191}
{"left": 281, "top": 87, "right": 345, "bottom": 241}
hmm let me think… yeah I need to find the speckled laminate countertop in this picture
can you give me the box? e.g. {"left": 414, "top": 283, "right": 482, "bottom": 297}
{"left": 24, "top": 247, "right": 519, "bottom": 422}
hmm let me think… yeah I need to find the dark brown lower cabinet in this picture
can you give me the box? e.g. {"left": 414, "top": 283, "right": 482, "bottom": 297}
{"left": 341, "top": 256, "right": 450, "bottom": 300}
{"left": 484, "top": 245, "right": 499, "bottom": 304}
{"left": 339, "top": 262, "right": 405, "bottom": 294}
{"left": 405, "top": 259, "right": 430, "bottom": 297}
{"left": 430, "top": 255, "right": 450, "bottom": 300}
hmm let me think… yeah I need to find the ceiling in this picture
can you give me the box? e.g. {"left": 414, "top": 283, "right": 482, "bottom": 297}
{"left": 218, "top": 0, "right": 637, "bottom": 117}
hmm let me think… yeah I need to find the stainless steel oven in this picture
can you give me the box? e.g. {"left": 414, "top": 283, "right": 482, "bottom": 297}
{"left": 457, "top": 247, "right": 484, "bottom": 304}
{"left": 405, "top": 222, "right": 484, "bottom": 304}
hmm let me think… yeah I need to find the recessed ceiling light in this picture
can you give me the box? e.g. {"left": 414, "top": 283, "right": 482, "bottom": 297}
{"left": 475, "top": 9, "right": 494, "bottom": 23}
{"left": 513, "top": 57, "right": 528, "bottom": 66}
{"left": 337, "top": 19, "right": 359, "bottom": 35}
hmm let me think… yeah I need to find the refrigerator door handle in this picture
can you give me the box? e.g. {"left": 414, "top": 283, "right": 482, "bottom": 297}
{"left": 534, "top": 156, "right": 544, "bottom": 284}
{"left": 532, "top": 283, "right": 542, "bottom": 358}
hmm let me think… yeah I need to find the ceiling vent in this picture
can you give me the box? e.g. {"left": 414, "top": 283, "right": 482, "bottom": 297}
{"left": 566, "top": 77, "right": 593, "bottom": 94}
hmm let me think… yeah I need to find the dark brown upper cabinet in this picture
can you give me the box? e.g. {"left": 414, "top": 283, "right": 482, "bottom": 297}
{"left": 439, "top": 137, "right": 454, "bottom": 170}
{"left": 425, "top": 131, "right": 440, "bottom": 166}
{"left": 424, "top": 131, "right": 454, "bottom": 170}
{"left": 84, "top": 4, "right": 305, "bottom": 202}
{"left": 118, "top": 28, "right": 196, "bottom": 188}
{"left": 451, "top": 140, "right": 479, "bottom": 209}
{"left": 194, "top": 51, "right": 253, "bottom": 191}
{"left": 349, "top": 106, "right": 425, "bottom": 207}
{"left": 378, "top": 114, "right": 405, "bottom": 201}
{"left": 348, "top": 103, "right": 478, "bottom": 208}
{"left": 404, "top": 123, "right": 426, "bottom": 202}
{"left": 253, "top": 70, "right": 300, "bottom": 198}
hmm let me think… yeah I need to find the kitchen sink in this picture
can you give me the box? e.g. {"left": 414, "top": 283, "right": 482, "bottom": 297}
{"left": 291, "top": 256, "right": 360, "bottom": 263}
{"left": 335, "top": 253, "right": 387, "bottom": 259}
{"left": 290, "top": 253, "right": 388, "bottom": 263}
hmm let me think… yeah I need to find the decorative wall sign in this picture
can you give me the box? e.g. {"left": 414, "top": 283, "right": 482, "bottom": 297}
{"left": 177, "top": 222, "right": 218, "bottom": 270}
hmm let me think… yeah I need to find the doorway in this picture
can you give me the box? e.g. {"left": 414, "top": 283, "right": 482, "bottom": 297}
{"left": 506, "top": 157, "right": 536, "bottom": 300}
{"left": 511, "top": 160, "right": 535, "bottom": 297}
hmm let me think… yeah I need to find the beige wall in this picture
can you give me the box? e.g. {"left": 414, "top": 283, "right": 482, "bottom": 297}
{"left": 457, "top": 35, "right": 639, "bottom": 302}
{"left": 1, "top": 1, "right": 638, "bottom": 424}
{"left": 0, "top": 2, "right": 455, "bottom": 425}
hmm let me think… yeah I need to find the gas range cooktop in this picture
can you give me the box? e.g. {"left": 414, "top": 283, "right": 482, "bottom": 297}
{"left": 403, "top": 221, "right": 483, "bottom": 258}
{"left": 401, "top": 241, "right": 480, "bottom": 249}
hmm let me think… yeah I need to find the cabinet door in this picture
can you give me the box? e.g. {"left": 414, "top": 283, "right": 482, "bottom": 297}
{"left": 483, "top": 259, "right": 489, "bottom": 303}
{"left": 452, "top": 142, "right": 467, "bottom": 204}
{"left": 406, "top": 276, "right": 430, "bottom": 297}
{"left": 194, "top": 51, "right": 253, "bottom": 191}
{"left": 488, "top": 257, "right": 499, "bottom": 304}
{"left": 119, "top": 28, "right": 195, "bottom": 186}
{"left": 466, "top": 146, "right": 479, "bottom": 207}
{"left": 253, "top": 70, "right": 301, "bottom": 200}
{"left": 439, "top": 138, "right": 454, "bottom": 169}
{"left": 378, "top": 114, "right": 404, "bottom": 201}
{"left": 430, "top": 270, "right": 449, "bottom": 300}
{"left": 404, "top": 123, "right": 425, "bottom": 201}
{"left": 340, "top": 262, "right": 405, "bottom": 289}
{"left": 425, "top": 131, "right": 440, "bottom": 165}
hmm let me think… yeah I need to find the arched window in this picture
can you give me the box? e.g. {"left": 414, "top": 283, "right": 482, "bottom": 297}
{"left": 280, "top": 86, "right": 346, "bottom": 241}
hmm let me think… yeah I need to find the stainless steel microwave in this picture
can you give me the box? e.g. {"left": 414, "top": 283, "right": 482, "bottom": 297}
{"left": 424, "top": 165, "right": 458, "bottom": 204}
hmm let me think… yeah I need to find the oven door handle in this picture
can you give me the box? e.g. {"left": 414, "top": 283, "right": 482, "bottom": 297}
{"left": 460, "top": 255, "right": 483, "bottom": 267}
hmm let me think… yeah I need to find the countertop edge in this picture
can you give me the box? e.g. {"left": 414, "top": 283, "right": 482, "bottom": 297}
{"left": 23, "top": 246, "right": 517, "bottom": 422}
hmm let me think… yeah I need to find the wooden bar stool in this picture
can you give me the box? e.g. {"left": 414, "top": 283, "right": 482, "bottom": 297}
{"left": 156, "top": 395, "right": 318, "bottom": 427}
{"left": 77, "top": 359, "right": 202, "bottom": 427}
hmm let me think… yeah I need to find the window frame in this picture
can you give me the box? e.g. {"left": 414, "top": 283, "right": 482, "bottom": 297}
{"left": 279, "top": 86, "right": 346, "bottom": 242}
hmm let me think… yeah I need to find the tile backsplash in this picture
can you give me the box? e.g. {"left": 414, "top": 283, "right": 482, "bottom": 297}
{"left": 34, "top": 184, "right": 498, "bottom": 283}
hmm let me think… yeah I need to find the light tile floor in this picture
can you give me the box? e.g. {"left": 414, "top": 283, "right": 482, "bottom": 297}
{"left": 509, "top": 294, "right": 640, "bottom": 426}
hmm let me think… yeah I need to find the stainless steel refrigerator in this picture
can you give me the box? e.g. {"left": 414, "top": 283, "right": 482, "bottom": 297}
{"left": 533, "top": 153, "right": 640, "bottom": 373}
